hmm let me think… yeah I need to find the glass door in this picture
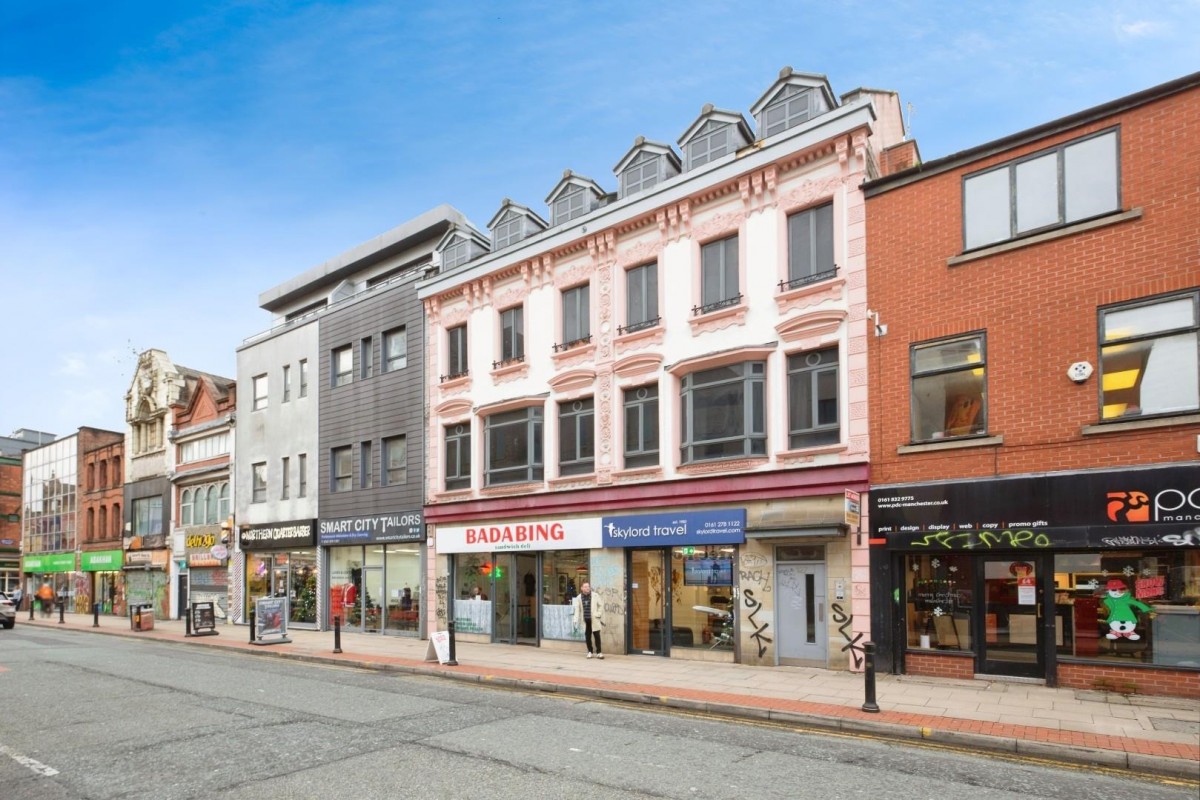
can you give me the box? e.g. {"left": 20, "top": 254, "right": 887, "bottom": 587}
{"left": 515, "top": 553, "right": 538, "bottom": 645}
{"left": 978, "top": 556, "right": 1046, "bottom": 678}
{"left": 491, "top": 553, "right": 515, "bottom": 643}
{"left": 362, "top": 566, "right": 384, "bottom": 633}
{"left": 629, "top": 549, "right": 667, "bottom": 655}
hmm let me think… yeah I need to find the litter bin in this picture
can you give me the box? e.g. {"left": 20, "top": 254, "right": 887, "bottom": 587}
{"left": 130, "top": 604, "right": 155, "bottom": 632}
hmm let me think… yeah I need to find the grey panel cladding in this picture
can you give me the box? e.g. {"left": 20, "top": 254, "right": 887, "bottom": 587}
{"left": 124, "top": 476, "right": 171, "bottom": 526}
{"left": 318, "top": 277, "right": 426, "bottom": 518}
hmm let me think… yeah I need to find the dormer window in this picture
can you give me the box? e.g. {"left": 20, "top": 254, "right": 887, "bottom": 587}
{"left": 621, "top": 152, "right": 660, "bottom": 196}
{"left": 687, "top": 121, "right": 733, "bottom": 169}
{"left": 493, "top": 213, "right": 524, "bottom": 249}
{"left": 750, "top": 67, "right": 837, "bottom": 140}
{"left": 553, "top": 186, "right": 587, "bottom": 225}
{"left": 762, "top": 86, "right": 821, "bottom": 137}
{"left": 441, "top": 237, "right": 470, "bottom": 270}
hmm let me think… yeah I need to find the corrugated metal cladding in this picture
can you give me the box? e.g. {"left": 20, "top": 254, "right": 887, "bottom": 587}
{"left": 318, "top": 273, "right": 426, "bottom": 519}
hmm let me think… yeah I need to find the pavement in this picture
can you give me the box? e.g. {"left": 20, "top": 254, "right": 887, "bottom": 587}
{"left": 14, "top": 611, "right": 1199, "bottom": 780}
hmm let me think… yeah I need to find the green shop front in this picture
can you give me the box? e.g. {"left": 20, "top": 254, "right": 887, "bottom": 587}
{"left": 81, "top": 550, "right": 125, "bottom": 615}
{"left": 870, "top": 464, "right": 1200, "bottom": 697}
{"left": 22, "top": 552, "right": 76, "bottom": 610}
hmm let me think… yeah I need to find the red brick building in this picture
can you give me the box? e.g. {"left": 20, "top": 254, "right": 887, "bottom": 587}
{"left": 80, "top": 434, "right": 125, "bottom": 613}
{"left": 0, "top": 454, "right": 22, "bottom": 596}
{"left": 863, "top": 72, "right": 1200, "bottom": 697}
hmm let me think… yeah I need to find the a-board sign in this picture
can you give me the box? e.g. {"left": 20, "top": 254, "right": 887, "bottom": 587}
{"left": 190, "top": 601, "right": 218, "bottom": 635}
{"left": 424, "top": 630, "right": 452, "bottom": 664}
{"left": 253, "top": 596, "right": 291, "bottom": 645}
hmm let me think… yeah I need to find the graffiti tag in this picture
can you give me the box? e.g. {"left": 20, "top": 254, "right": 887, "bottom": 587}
{"left": 830, "top": 602, "right": 864, "bottom": 669}
{"left": 743, "top": 588, "right": 773, "bottom": 659}
{"left": 911, "top": 529, "right": 1050, "bottom": 549}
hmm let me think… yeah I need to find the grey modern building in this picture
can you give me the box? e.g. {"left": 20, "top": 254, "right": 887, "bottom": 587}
{"left": 238, "top": 204, "right": 467, "bottom": 634}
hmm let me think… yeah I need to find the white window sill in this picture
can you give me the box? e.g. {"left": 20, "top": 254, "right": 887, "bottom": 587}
{"left": 948, "top": 208, "right": 1142, "bottom": 267}
{"left": 1082, "top": 412, "right": 1200, "bottom": 436}
{"left": 897, "top": 435, "right": 1003, "bottom": 455}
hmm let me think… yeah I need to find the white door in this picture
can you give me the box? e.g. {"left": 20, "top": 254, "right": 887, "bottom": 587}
{"left": 777, "top": 563, "right": 827, "bottom": 666}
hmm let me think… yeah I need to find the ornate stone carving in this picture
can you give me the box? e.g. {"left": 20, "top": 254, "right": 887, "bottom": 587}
{"left": 774, "top": 277, "right": 845, "bottom": 315}
{"left": 776, "top": 175, "right": 841, "bottom": 215}
{"left": 548, "top": 368, "right": 597, "bottom": 395}
{"left": 775, "top": 308, "right": 846, "bottom": 346}
{"left": 688, "top": 209, "right": 743, "bottom": 243}
{"left": 688, "top": 303, "right": 747, "bottom": 335}
{"left": 677, "top": 457, "right": 768, "bottom": 476}
{"left": 615, "top": 326, "right": 665, "bottom": 355}
{"left": 613, "top": 352, "right": 664, "bottom": 380}
{"left": 553, "top": 262, "right": 593, "bottom": 289}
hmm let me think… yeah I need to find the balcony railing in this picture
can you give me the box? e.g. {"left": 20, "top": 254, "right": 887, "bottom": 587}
{"left": 491, "top": 355, "right": 526, "bottom": 369}
{"left": 778, "top": 265, "right": 838, "bottom": 292}
{"left": 552, "top": 335, "right": 593, "bottom": 353}
{"left": 692, "top": 294, "right": 742, "bottom": 316}
{"left": 617, "top": 317, "right": 661, "bottom": 335}
{"left": 439, "top": 369, "right": 469, "bottom": 383}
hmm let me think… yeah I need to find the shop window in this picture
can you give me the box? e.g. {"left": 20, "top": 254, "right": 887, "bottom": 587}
{"left": 681, "top": 361, "right": 766, "bottom": 462}
{"left": 1099, "top": 290, "right": 1199, "bottom": 420}
{"left": 485, "top": 407, "right": 543, "bottom": 486}
{"left": 787, "top": 348, "right": 839, "bottom": 448}
{"left": 671, "top": 545, "right": 736, "bottom": 650}
{"left": 452, "top": 553, "right": 494, "bottom": 635}
{"left": 1053, "top": 550, "right": 1200, "bottom": 667}
{"left": 905, "top": 554, "right": 974, "bottom": 651}
{"left": 623, "top": 385, "right": 659, "bottom": 468}
{"left": 542, "top": 550, "right": 589, "bottom": 641}
{"left": 910, "top": 333, "right": 987, "bottom": 442}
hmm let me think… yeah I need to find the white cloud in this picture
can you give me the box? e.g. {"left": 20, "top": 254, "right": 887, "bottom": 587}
{"left": 1118, "top": 19, "right": 1164, "bottom": 37}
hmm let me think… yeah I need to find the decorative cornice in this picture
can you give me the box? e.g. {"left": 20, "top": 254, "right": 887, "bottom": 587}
{"left": 688, "top": 302, "right": 748, "bottom": 336}
{"left": 615, "top": 325, "right": 665, "bottom": 356}
{"left": 474, "top": 394, "right": 547, "bottom": 417}
{"left": 776, "top": 308, "right": 847, "bottom": 346}
{"left": 667, "top": 343, "right": 776, "bottom": 377}
{"left": 548, "top": 368, "right": 597, "bottom": 395}
{"left": 677, "top": 457, "right": 769, "bottom": 476}
{"left": 551, "top": 342, "right": 597, "bottom": 369}
{"left": 434, "top": 397, "right": 473, "bottom": 418}
{"left": 775, "top": 277, "right": 845, "bottom": 315}
{"left": 613, "top": 352, "right": 664, "bottom": 381}
{"left": 553, "top": 262, "right": 594, "bottom": 290}
{"left": 490, "top": 362, "right": 529, "bottom": 384}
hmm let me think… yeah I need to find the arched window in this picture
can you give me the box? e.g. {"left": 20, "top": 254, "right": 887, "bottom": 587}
{"left": 218, "top": 482, "right": 230, "bottom": 522}
{"left": 99, "top": 460, "right": 108, "bottom": 488}
{"left": 112, "top": 504, "right": 121, "bottom": 537}
{"left": 99, "top": 504, "right": 107, "bottom": 538}
{"left": 86, "top": 508, "right": 95, "bottom": 542}
{"left": 205, "top": 485, "right": 219, "bottom": 525}
{"left": 181, "top": 489, "right": 194, "bottom": 526}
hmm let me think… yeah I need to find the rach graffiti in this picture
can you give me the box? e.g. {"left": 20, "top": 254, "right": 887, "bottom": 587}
{"left": 740, "top": 552, "right": 769, "bottom": 569}
{"left": 743, "top": 588, "right": 773, "bottom": 659}
{"left": 830, "top": 602, "right": 864, "bottom": 669}
{"left": 911, "top": 529, "right": 1051, "bottom": 549}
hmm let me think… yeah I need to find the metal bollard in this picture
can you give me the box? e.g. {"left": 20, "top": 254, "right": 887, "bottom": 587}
{"left": 249, "top": 609, "right": 256, "bottom": 643}
{"left": 28, "top": 597, "right": 34, "bottom": 621}
{"left": 333, "top": 616, "right": 342, "bottom": 654}
{"left": 445, "top": 620, "right": 459, "bottom": 667}
{"left": 861, "top": 641, "right": 880, "bottom": 713}
{"left": 59, "top": 599, "right": 65, "bottom": 624}
{"left": 93, "top": 602, "right": 100, "bottom": 628}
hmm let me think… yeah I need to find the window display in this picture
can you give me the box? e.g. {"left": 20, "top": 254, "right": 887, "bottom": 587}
{"left": 671, "top": 545, "right": 735, "bottom": 650}
{"left": 905, "top": 554, "right": 974, "bottom": 651}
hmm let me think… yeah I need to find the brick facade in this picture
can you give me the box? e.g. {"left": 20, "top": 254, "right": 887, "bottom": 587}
{"left": 905, "top": 651, "right": 975, "bottom": 681}
{"left": 1057, "top": 662, "right": 1200, "bottom": 698}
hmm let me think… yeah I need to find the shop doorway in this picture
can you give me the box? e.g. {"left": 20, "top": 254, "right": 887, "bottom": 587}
{"left": 977, "top": 556, "right": 1046, "bottom": 678}
{"left": 628, "top": 549, "right": 667, "bottom": 655}
{"left": 777, "top": 562, "right": 827, "bottom": 666}
{"left": 491, "top": 553, "right": 538, "bottom": 645}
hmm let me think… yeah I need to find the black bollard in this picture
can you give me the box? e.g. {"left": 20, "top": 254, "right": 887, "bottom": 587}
{"left": 185, "top": 604, "right": 193, "bottom": 637}
{"left": 28, "top": 597, "right": 34, "bottom": 621}
{"left": 93, "top": 602, "right": 100, "bottom": 628}
{"left": 249, "top": 609, "right": 256, "bottom": 643}
{"left": 333, "top": 616, "right": 342, "bottom": 654}
{"left": 861, "top": 641, "right": 880, "bottom": 713}
{"left": 445, "top": 620, "right": 459, "bottom": 667}
{"left": 59, "top": 598, "right": 65, "bottom": 624}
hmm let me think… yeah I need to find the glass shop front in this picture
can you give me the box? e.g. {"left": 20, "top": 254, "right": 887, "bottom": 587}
{"left": 239, "top": 520, "right": 318, "bottom": 629}
{"left": 319, "top": 511, "right": 424, "bottom": 636}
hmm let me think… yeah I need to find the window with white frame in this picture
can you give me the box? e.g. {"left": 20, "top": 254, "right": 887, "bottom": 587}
{"left": 281, "top": 456, "right": 290, "bottom": 499}
{"left": 282, "top": 364, "right": 291, "bottom": 402}
{"left": 785, "top": 203, "right": 835, "bottom": 288}
{"left": 623, "top": 385, "right": 659, "bottom": 468}
{"left": 251, "top": 463, "right": 267, "bottom": 503}
{"left": 686, "top": 121, "right": 732, "bottom": 170}
{"left": 699, "top": 235, "right": 739, "bottom": 313}
{"left": 552, "top": 187, "right": 587, "bottom": 225}
{"left": 499, "top": 306, "right": 524, "bottom": 364}
{"left": 1099, "top": 290, "right": 1199, "bottom": 421}
{"left": 621, "top": 152, "right": 660, "bottom": 197}
{"left": 383, "top": 327, "right": 407, "bottom": 372}
{"left": 332, "top": 346, "right": 353, "bottom": 387}
{"left": 445, "top": 424, "right": 471, "bottom": 491}
{"left": 383, "top": 435, "right": 407, "bottom": 486}
{"left": 182, "top": 481, "right": 230, "bottom": 526}
{"left": 558, "top": 398, "right": 595, "bottom": 476}
{"left": 133, "top": 496, "right": 163, "bottom": 536}
{"left": 910, "top": 334, "right": 988, "bottom": 442}
{"left": 681, "top": 362, "right": 766, "bottom": 462}
{"left": 559, "top": 284, "right": 590, "bottom": 349}
{"left": 963, "top": 129, "right": 1120, "bottom": 250}
{"left": 486, "top": 407, "right": 543, "bottom": 485}
{"left": 331, "top": 446, "right": 352, "bottom": 492}
{"left": 623, "top": 263, "right": 658, "bottom": 333}
{"left": 787, "top": 348, "right": 840, "bottom": 448}
{"left": 446, "top": 325, "right": 468, "bottom": 379}
{"left": 360, "top": 440, "right": 373, "bottom": 489}
{"left": 179, "top": 432, "right": 229, "bottom": 464}
{"left": 252, "top": 374, "right": 268, "bottom": 410}
{"left": 297, "top": 453, "right": 307, "bottom": 497}
{"left": 299, "top": 359, "right": 309, "bottom": 397}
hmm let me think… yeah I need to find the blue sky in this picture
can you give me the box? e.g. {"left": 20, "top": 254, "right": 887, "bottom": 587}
{"left": 1, "top": 0, "right": 1197, "bottom": 438}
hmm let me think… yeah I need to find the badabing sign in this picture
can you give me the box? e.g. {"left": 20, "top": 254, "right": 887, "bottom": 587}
{"left": 436, "top": 517, "right": 602, "bottom": 553}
